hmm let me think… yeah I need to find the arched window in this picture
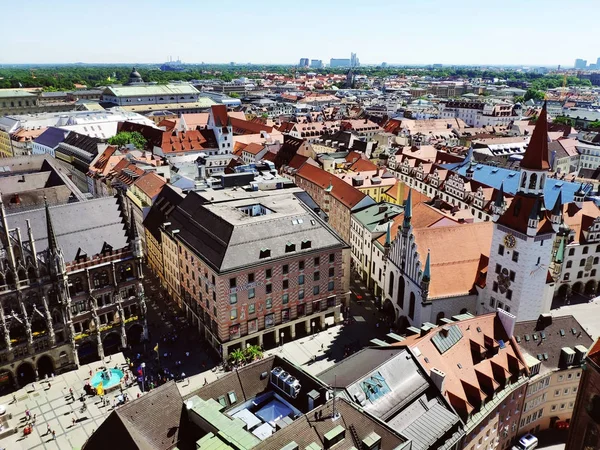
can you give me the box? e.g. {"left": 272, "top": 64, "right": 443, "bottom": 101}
{"left": 409, "top": 292, "right": 416, "bottom": 320}
{"left": 528, "top": 173, "right": 537, "bottom": 190}
{"left": 75, "top": 278, "right": 83, "bottom": 293}
{"left": 540, "top": 173, "right": 546, "bottom": 189}
{"left": 520, "top": 173, "right": 527, "bottom": 188}
{"left": 388, "top": 272, "right": 395, "bottom": 297}
{"left": 436, "top": 311, "right": 445, "bottom": 325}
{"left": 27, "top": 267, "right": 36, "bottom": 282}
{"left": 397, "top": 277, "right": 405, "bottom": 309}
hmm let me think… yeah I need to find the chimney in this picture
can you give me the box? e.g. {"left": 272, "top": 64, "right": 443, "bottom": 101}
{"left": 537, "top": 313, "right": 552, "bottom": 329}
{"left": 430, "top": 367, "right": 446, "bottom": 393}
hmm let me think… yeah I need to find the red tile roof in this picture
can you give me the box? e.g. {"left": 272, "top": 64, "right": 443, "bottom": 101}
{"left": 296, "top": 164, "right": 367, "bottom": 209}
{"left": 242, "top": 143, "right": 265, "bottom": 155}
{"left": 230, "top": 117, "right": 273, "bottom": 135}
{"left": 497, "top": 194, "right": 554, "bottom": 236}
{"left": 210, "top": 104, "right": 229, "bottom": 127}
{"left": 520, "top": 104, "right": 550, "bottom": 171}
{"left": 160, "top": 129, "right": 217, "bottom": 154}
{"left": 350, "top": 158, "right": 378, "bottom": 172}
{"left": 133, "top": 172, "right": 166, "bottom": 199}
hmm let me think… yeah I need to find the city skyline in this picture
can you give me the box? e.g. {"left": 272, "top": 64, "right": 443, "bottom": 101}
{"left": 1, "top": 0, "right": 599, "bottom": 66}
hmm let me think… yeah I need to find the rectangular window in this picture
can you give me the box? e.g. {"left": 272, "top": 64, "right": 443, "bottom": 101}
{"left": 283, "top": 279, "right": 289, "bottom": 290}
{"left": 266, "top": 268, "right": 272, "bottom": 279}
{"left": 229, "top": 277, "right": 236, "bottom": 288}
{"left": 266, "top": 283, "right": 272, "bottom": 294}
{"left": 299, "top": 260, "right": 305, "bottom": 270}
{"left": 298, "top": 275, "right": 304, "bottom": 285}
{"left": 266, "top": 298, "right": 272, "bottom": 309}
{"left": 248, "top": 273, "right": 254, "bottom": 283}
{"left": 509, "top": 270, "right": 515, "bottom": 281}
{"left": 229, "top": 293, "right": 237, "bottom": 304}
{"left": 512, "top": 251, "right": 519, "bottom": 263}
{"left": 282, "top": 293, "right": 289, "bottom": 304}
{"left": 298, "top": 289, "right": 304, "bottom": 300}
{"left": 313, "top": 285, "right": 320, "bottom": 295}
{"left": 498, "top": 244, "right": 505, "bottom": 256}
{"left": 230, "top": 309, "right": 237, "bottom": 320}
{"left": 248, "top": 288, "right": 255, "bottom": 299}
{"left": 329, "top": 253, "right": 335, "bottom": 263}
{"left": 493, "top": 282, "right": 499, "bottom": 293}
{"left": 314, "top": 271, "right": 320, "bottom": 281}
{"left": 283, "top": 264, "right": 289, "bottom": 275}
{"left": 329, "top": 267, "right": 334, "bottom": 277}
{"left": 248, "top": 304, "right": 255, "bottom": 314}
{"left": 314, "top": 257, "right": 320, "bottom": 266}
{"left": 328, "top": 281, "right": 335, "bottom": 291}
{"left": 495, "top": 264, "right": 501, "bottom": 274}
{"left": 506, "top": 289, "right": 513, "bottom": 300}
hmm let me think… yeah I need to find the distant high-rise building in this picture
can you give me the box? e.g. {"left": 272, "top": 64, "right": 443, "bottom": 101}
{"left": 310, "top": 59, "right": 323, "bottom": 69}
{"left": 575, "top": 58, "right": 587, "bottom": 69}
{"left": 350, "top": 52, "right": 359, "bottom": 67}
{"left": 381, "top": 62, "right": 387, "bottom": 68}
{"left": 299, "top": 58, "right": 309, "bottom": 67}
{"left": 330, "top": 58, "right": 351, "bottom": 68}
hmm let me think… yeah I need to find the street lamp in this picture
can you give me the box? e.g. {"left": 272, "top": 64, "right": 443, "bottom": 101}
{"left": 311, "top": 321, "right": 315, "bottom": 337}
{"left": 141, "top": 362, "right": 146, "bottom": 392}
{"left": 279, "top": 331, "right": 284, "bottom": 352}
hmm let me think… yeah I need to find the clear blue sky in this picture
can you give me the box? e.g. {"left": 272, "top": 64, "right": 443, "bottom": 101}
{"left": 1, "top": 0, "right": 599, "bottom": 66}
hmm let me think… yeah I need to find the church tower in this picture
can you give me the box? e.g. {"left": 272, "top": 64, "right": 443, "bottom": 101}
{"left": 478, "top": 103, "right": 557, "bottom": 321}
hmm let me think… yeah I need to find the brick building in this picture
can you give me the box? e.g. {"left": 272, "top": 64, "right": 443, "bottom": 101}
{"left": 168, "top": 187, "right": 348, "bottom": 360}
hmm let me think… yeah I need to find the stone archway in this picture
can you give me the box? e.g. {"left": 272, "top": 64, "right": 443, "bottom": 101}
{"left": 572, "top": 282, "right": 584, "bottom": 295}
{"left": 77, "top": 340, "right": 99, "bottom": 365}
{"left": 103, "top": 332, "right": 121, "bottom": 356}
{"left": 0, "top": 370, "right": 14, "bottom": 394}
{"left": 382, "top": 299, "right": 396, "bottom": 325}
{"left": 557, "top": 284, "right": 570, "bottom": 299}
{"left": 585, "top": 280, "right": 597, "bottom": 296}
{"left": 126, "top": 324, "right": 144, "bottom": 346}
{"left": 36, "top": 354, "right": 54, "bottom": 378}
{"left": 16, "top": 362, "right": 36, "bottom": 386}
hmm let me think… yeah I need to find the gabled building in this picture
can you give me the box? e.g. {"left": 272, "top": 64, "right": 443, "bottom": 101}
{"left": 398, "top": 311, "right": 530, "bottom": 450}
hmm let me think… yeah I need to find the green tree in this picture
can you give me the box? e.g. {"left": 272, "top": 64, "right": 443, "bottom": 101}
{"left": 243, "top": 345, "right": 263, "bottom": 362}
{"left": 228, "top": 92, "right": 240, "bottom": 98}
{"left": 228, "top": 348, "right": 245, "bottom": 366}
{"left": 553, "top": 117, "right": 574, "bottom": 126}
{"left": 108, "top": 131, "right": 147, "bottom": 149}
{"left": 514, "top": 95, "right": 525, "bottom": 104}
{"left": 588, "top": 120, "right": 600, "bottom": 129}
{"left": 524, "top": 89, "right": 545, "bottom": 102}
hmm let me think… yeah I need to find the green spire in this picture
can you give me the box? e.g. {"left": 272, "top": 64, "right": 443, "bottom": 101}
{"left": 423, "top": 249, "right": 431, "bottom": 281}
{"left": 403, "top": 189, "right": 412, "bottom": 228}
{"left": 556, "top": 238, "right": 565, "bottom": 263}
{"left": 385, "top": 222, "right": 391, "bottom": 247}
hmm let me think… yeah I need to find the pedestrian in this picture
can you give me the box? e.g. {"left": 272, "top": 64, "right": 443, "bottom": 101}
{"left": 72, "top": 417, "right": 76, "bottom": 427}
{"left": 52, "top": 430, "right": 56, "bottom": 440}
{"left": 69, "top": 387, "right": 73, "bottom": 396}
{"left": 12, "top": 394, "right": 16, "bottom": 404}
{"left": 25, "top": 409, "right": 30, "bottom": 419}
{"left": 47, "top": 424, "right": 51, "bottom": 435}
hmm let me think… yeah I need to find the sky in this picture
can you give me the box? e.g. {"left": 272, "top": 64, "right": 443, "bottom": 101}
{"left": 1, "top": 0, "right": 599, "bottom": 67}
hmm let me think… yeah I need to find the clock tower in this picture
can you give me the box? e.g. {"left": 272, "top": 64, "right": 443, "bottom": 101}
{"left": 478, "top": 103, "right": 558, "bottom": 321}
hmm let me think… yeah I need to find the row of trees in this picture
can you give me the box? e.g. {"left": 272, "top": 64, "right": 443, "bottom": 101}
{"left": 0, "top": 64, "right": 594, "bottom": 91}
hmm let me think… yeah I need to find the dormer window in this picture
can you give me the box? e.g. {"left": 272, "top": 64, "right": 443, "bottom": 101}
{"left": 301, "top": 240, "right": 312, "bottom": 250}
{"left": 285, "top": 242, "right": 296, "bottom": 253}
{"left": 259, "top": 248, "right": 271, "bottom": 259}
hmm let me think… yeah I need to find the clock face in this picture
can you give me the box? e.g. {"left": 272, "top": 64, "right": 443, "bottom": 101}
{"left": 504, "top": 234, "right": 516, "bottom": 249}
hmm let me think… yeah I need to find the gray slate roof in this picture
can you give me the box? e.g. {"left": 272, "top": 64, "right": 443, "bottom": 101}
{"left": 5, "top": 196, "right": 129, "bottom": 263}
{"left": 34, "top": 127, "right": 70, "bottom": 149}
{"left": 169, "top": 190, "right": 345, "bottom": 273}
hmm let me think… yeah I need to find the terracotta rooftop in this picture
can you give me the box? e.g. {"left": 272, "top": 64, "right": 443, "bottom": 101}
{"left": 399, "top": 313, "right": 526, "bottom": 422}
{"left": 562, "top": 201, "right": 600, "bottom": 244}
{"left": 133, "top": 172, "right": 166, "bottom": 199}
{"left": 412, "top": 222, "right": 493, "bottom": 299}
{"left": 210, "top": 104, "right": 229, "bottom": 127}
{"left": 242, "top": 142, "right": 265, "bottom": 156}
{"left": 160, "top": 129, "right": 217, "bottom": 154}
{"left": 296, "top": 164, "right": 368, "bottom": 209}
{"left": 520, "top": 103, "right": 550, "bottom": 171}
